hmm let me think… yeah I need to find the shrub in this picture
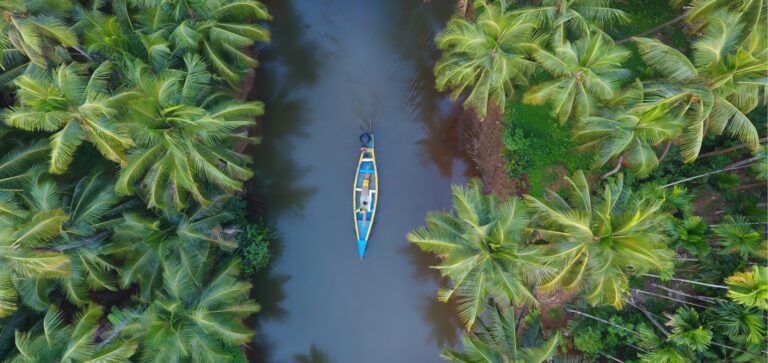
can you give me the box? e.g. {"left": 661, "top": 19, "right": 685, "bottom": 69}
{"left": 237, "top": 222, "right": 273, "bottom": 278}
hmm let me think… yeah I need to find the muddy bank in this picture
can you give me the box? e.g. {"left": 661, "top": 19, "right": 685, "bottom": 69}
{"left": 459, "top": 105, "right": 517, "bottom": 199}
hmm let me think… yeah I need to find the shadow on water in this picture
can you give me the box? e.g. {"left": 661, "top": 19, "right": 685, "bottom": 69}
{"left": 245, "top": 0, "right": 321, "bottom": 361}
{"left": 293, "top": 344, "right": 333, "bottom": 363}
{"left": 401, "top": 242, "right": 463, "bottom": 348}
{"left": 383, "top": 0, "right": 474, "bottom": 178}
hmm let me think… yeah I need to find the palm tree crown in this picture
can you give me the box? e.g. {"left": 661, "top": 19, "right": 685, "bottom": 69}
{"left": 434, "top": 2, "right": 538, "bottom": 120}
{"left": 525, "top": 171, "right": 675, "bottom": 308}
{"left": 574, "top": 81, "right": 681, "bottom": 177}
{"left": 4, "top": 62, "right": 136, "bottom": 173}
{"left": 634, "top": 10, "right": 766, "bottom": 162}
{"left": 115, "top": 55, "right": 262, "bottom": 209}
{"left": 524, "top": 31, "right": 631, "bottom": 123}
{"left": 408, "top": 180, "right": 544, "bottom": 329}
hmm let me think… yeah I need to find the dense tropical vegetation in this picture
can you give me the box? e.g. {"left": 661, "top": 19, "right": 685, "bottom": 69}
{"left": 416, "top": 0, "right": 767, "bottom": 361}
{"left": 0, "top": 0, "right": 272, "bottom": 361}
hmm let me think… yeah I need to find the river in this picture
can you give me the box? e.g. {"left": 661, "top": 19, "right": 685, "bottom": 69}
{"left": 247, "top": 1, "right": 471, "bottom": 362}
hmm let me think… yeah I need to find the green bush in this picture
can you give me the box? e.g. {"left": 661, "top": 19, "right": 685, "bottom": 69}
{"left": 502, "top": 102, "right": 593, "bottom": 196}
{"left": 573, "top": 326, "right": 604, "bottom": 359}
{"left": 238, "top": 222, "right": 273, "bottom": 278}
{"left": 224, "top": 197, "right": 273, "bottom": 278}
{"left": 501, "top": 128, "right": 532, "bottom": 178}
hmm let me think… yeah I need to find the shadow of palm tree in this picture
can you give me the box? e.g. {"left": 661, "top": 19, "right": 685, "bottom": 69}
{"left": 293, "top": 344, "right": 333, "bottom": 363}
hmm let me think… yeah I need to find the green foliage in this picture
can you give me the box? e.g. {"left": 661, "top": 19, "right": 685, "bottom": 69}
{"left": 0, "top": 0, "right": 270, "bottom": 361}
{"left": 667, "top": 307, "right": 712, "bottom": 352}
{"left": 572, "top": 326, "right": 603, "bottom": 358}
{"left": 568, "top": 310, "right": 642, "bottom": 360}
{"left": 726, "top": 265, "right": 768, "bottom": 310}
{"left": 237, "top": 223, "right": 272, "bottom": 277}
{"left": 223, "top": 197, "right": 272, "bottom": 278}
{"left": 442, "top": 302, "right": 562, "bottom": 363}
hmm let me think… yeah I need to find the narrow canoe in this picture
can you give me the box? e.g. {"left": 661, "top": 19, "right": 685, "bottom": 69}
{"left": 353, "top": 133, "right": 378, "bottom": 258}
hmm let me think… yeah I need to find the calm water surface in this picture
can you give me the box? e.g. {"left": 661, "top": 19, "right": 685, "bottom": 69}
{"left": 247, "top": 1, "right": 472, "bottom": 362}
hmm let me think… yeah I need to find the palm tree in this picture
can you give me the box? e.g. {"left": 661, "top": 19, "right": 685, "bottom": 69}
{"left": 524, "top": 171, "right": 675, "bottom": 308}
{"left": 115, "top": 262, "right": 259, "bottom": 362}
{"left": 667, "top": 216, "right": 710, "bottom": 256}
{"left": 0, "top": 172, "right": 126, "bottom": 316}
{"left": 9, "top": 305, "right": 137, "bottom": 362}
{"left": 666, "top": 307, "right": 712, "bottom": 352}
{"left": 110, "top": 196, "right": 238, "bottom": 302}
{"left": 509, "top": 0, "right": 629, "bottom": 46}
{"left": 714, "top": 216, "right": 766, "bottom": 260}
{"left": 680, "top": 0, "right": 766, "bottom": 41}
{"left": 434, "top": 1, "right": 539, "bottom": 120}
{"left": 0, "top": 0, "right": 78, "bottom": 69}
{"left": 573, "top": 82, "right": 681, "bottom": 177}
{"left": 524, "top": 32, "right": 631, "bottom": 123}
{"left": 441, "top": 302, "right": 562, "bottom": 363}
{"left": 635, "top": 323, "right": 693, "bottom": 363}
{"left": 115, "top": 55, "right": 262, "bottom": 209}
{"left": 709, "top": 301, "right": 766, "bottom": 345}
{"left": 131, "top": 0, "right": 271, "bottom": 85}
{"left": 4, "top": 62, "right": 136, "bottom": 174}
{"left": 634, "top": 10, "right": 766, "bottom": 162}
{"left": 407, "top": 180, "right": 545, "bottom": 329}
{"left": 725, "top": 265, "right": 768, "bottom": 310}
{"left": 750, "top": 145, "right": 768, "bottom": 181}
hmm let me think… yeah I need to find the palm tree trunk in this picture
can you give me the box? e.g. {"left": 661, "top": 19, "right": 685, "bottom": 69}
{"left": 650, "top": 284, "right": 720, "bottom": 303}
{"left": 515, "top": 304, "right": 527, "bottom": 333}
{"left": 627, "top": 300, "right": 670, "bottom": 336}
{"left": 565, "top": 308, "right": 636, "bottom": 334}
{"left": 601, "top": 155, "right": 624, "bottom": 179}
{"left": 510, "top": 304, "right": 518, "bottom": 360}
{"left": 632, "top": 288, "right": 709, "bottom": 309}
{"left": 601, "top": 353, "right": 624, "bottom": 362}
{"left": 660, "top": 157, "right": 758, "bottom": 188}
{"left": 642, "top": 274, "right": 728, "bottom": 289}
{"left": 657, "top": 141, "right": 673, "bottom": 163}
{"left": 698, "top": 138, "right": 767, "bottom": 158}
{"left": 616, "top": 12, "right": 689, "bottom": 44}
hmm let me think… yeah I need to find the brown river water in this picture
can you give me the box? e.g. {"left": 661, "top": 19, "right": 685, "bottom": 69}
{"left": 246, "top": 1, "right": 473, "bottom": 361}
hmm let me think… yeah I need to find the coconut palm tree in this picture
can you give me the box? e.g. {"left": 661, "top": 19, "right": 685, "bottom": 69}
{"left": 634, "top": 10, "right": 766, "bottom": 162}
{"left": 434, "top": 1, "right": 539, "bottom": 120}
{"left": 115, "top": 261, "right": 259, "bottom": 362}
{"left": 442, "top": 302, "right": 562, "bottom": 363}
{"left": 524, "top": 171, "right": 675, "bottom": 308}
{"left": 9, "top": 305, "right": 137, "bottom": 362}
{"left": 4, "top": 62, "right": 136, "bottom": 174}
{"left": 725, "top": 265, "right": 768, "bottom": 310}
{"left": 680, "top": 0, "right": 766, "bottom": 41}
{"left": 750, "top": 145, "right": 768, "bottom": 181}
{"left": 408, "top": 180, "right": 545, "bottom": 329}
{"left": 131, "top": 0, "right": 271, "bottom": 85}
{"left": 524, "top": 32, "right": 631, "bottom": 124}
{"left": 509, "top": 0, "right": 629, "bottom": 46}
{"left": 573, "top": 82, "right": 682, "bottom": 177}
{"left": 0, "top": 172, "right": 126, "bottom": 316}
{"left": 110, "top": 196, "right": 238, "bottom": 302}
{"left": 0, "top": 0, "right": 78, "bottom": 69}
{"left": 115, "top": 54, "right": 262, "bottom": 209}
